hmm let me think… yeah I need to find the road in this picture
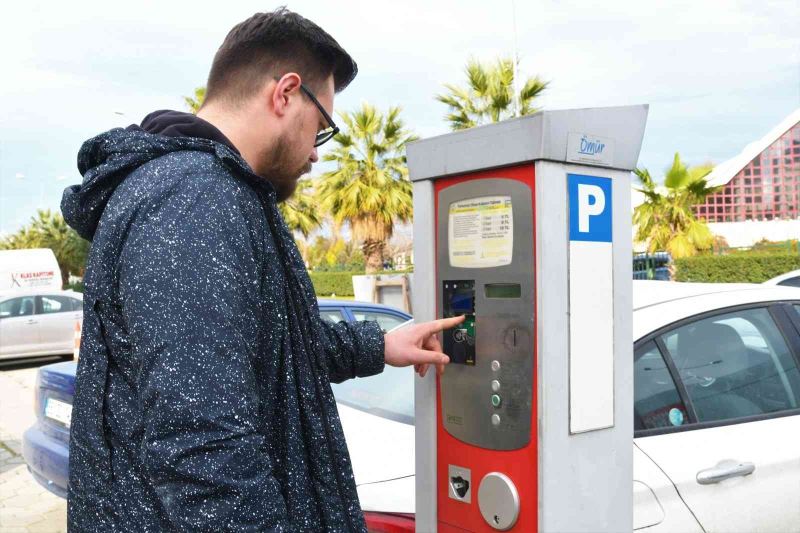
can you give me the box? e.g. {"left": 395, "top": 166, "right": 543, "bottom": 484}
{"left": 0, "top": 360, "right": 67, "bottom": 532}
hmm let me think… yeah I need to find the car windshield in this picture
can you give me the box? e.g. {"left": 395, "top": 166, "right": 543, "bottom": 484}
{"left": 331, "top": 319, "right": 415, "bottom": 425}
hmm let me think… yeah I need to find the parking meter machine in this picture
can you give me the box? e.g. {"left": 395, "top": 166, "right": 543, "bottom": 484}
{"left": 408, "top": 106, "right": 648, "bottom": 532}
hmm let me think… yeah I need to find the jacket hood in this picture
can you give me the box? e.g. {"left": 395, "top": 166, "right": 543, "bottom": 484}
{"left": 62, "top": 112, "right": 253, "bottom": 241}
{"left": 134, "top": 110, "right": 240, "bottom": 155}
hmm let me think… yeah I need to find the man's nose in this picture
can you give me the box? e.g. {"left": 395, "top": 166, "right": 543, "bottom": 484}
{"left": 309, "top": 147, "right": 319, "bottom": 163}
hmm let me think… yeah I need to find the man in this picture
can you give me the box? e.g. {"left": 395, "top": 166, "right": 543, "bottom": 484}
{"left": 62, "top": 8, "right": 460, "bottom": 532}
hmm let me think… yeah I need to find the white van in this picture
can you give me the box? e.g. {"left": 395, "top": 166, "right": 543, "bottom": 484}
{"left": 0, "top": 249, "right": 62, "bottom": 292}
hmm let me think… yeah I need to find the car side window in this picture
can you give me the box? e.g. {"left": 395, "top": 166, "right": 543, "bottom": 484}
{"left": 352, "top": 310, "right": 407, "bottom": 333}
{"left": 0, "top": 299, "right": 15, "bottom": 318}
{"left": 778, "top": 277, "right": 800, "bottom": 288}
{"left": 660, "top": 307, "right": 800, "bottom": 424}
{"left": 634, "top": 340, "right": 688, "bottom": 430}
{"left": 319, "top": 309, "right": 346, "bottom": 324}
{"left": 40, "top": 295, "right": 75, "bottom": 314}
{"left": 71, "top": 298, "right": 83, "bottom": 312}
{"left": 0, "top": 297, "right": 36, "bottom": 318}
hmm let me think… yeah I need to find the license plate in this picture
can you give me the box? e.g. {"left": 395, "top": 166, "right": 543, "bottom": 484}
{"left": 45, "top": 398, "right": 73, "bottom": 428}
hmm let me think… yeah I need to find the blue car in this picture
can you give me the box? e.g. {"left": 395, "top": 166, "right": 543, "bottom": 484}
{"left": 22, "top": 299, "right": 411, "bottom": 499}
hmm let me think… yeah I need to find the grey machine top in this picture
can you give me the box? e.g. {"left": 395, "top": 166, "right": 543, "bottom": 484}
{"left": 406, "top": 105, "right": 649, "bottom": 180}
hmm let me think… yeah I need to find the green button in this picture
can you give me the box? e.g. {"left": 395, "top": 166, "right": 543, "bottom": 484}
{"left": 491, "top": 394, "right": 502, "bottom": 408}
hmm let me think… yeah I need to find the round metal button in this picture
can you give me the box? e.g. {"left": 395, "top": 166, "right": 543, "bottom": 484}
{"left": 491, "top": 360, "right": 501, "bottom": 372}
{"left": 491, "top": 394, "right": 502, "bottom": 408}
{"left": 491, "top": 379, "right": 501, "bottom": 392}
{"left": 491, "top": 414, "right": 501, "bottom": 426}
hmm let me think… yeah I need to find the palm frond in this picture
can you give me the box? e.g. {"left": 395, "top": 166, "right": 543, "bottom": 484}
{"left": 663, "top": 152, "right": 690, "bottom": 190}
{"left": 437, "top": 56, "right": 548, "bottom": 131}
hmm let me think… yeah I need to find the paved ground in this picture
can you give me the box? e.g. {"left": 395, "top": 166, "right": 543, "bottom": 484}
{"left": 0, "top": 359, "right": 68, "bottom": 532}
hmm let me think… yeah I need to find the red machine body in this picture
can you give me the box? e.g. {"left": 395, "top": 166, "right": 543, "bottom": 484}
{"left": 433, "top": 164, "right": 537, "bottom": 532}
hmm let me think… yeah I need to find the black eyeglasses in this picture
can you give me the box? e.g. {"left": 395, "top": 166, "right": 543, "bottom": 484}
{"left": 299, "top": 84, "right": 339, "bottom": 147}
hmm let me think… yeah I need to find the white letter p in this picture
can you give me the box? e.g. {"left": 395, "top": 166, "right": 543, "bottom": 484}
{"left": 578, "top": 184, "right": 605, "bottom": 233}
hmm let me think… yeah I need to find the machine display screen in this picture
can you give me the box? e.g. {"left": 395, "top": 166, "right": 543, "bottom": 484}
{"left": 449, "top": 290, "right": 475, "bottom": 314}
{"left": 485, "top": 283, "right": 521, "bottom": 298}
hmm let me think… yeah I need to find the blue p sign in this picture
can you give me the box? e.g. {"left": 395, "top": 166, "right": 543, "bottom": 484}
{"left": 568, "top": 174, "right": 612, "bottom": 242}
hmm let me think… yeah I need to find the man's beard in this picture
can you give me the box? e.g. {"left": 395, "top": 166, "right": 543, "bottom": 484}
{"left": 258, "top": 134, "right": 311, "bottom": 202}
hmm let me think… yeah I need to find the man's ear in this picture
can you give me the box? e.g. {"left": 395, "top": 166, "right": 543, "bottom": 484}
{"left": 271, "top": 73, "right": 302, "bottom": 118}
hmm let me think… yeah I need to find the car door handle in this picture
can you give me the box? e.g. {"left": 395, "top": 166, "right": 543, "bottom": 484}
{"left": 26, "top": 319, "right": 37, "bottom": 324}
{"left": 696, "top": 460, "right": 755, "bottom": 485}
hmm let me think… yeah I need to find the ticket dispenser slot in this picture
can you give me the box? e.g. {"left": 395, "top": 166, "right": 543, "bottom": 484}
{"left": 438, "top": 178, "right": 534, "bottom": 452}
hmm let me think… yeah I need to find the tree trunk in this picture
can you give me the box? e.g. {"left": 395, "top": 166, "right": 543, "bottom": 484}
{"left": 331, "top": 220, "right": 343, "bottom": 242}
{"left": 363, "top": 239, "right": 385, "bottom": 274}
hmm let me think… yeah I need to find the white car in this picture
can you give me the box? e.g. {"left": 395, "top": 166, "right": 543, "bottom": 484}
{"left": 763, "top": 269, "right": 800, "bottom": 288}
{"left": 333, "top": 281, "right": 800, "bottom": 532}
{"left": 0, "top": 289, "right": 83, "bottom": 360}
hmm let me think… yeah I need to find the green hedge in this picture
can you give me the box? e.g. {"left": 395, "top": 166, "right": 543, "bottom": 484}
{"left": 309, "top": 271, "right": 358, "bottom": 296}
{"left": 308, "top": 270, "right": 414, "bottom": 297}
{"left": 674, "top": 253, "right": 800, "bottom": 283}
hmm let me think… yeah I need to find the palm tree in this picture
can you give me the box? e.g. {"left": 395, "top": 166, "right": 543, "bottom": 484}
{"left": 184, "top": 87, "right": 206, "bottom": 114}
{"left": 278, "top": 177, "right": 323, "bottom": 238}
{"left": 0, "top": 209, "right": 90, "bottom": 285}
{"left": 436, "top": 57, "right": 548, "bottom": 131}
{"left": 316, "top": 103, "right": 415, "bottom": 273}
{"left": 0, "top": 226, "right": 39, "bottom": 250}
{"left": 633, "top": 153, "right": 719, "bottom": 259}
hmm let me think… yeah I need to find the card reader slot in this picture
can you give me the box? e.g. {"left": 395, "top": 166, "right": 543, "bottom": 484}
{"left": 443, "top": 280, "right": 476, "bottom": 365}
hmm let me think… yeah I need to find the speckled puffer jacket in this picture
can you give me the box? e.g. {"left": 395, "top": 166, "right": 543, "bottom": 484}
{"left": 61, "top": 127, "right": 384, "bottom": 532}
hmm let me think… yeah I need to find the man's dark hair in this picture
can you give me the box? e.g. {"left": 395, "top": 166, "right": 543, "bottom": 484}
{"left": 204, "top": 7, "right": 357, "bottom": 107}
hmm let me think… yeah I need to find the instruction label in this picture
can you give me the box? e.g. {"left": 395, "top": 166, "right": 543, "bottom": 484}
{"left": 448, "top": 196, "right": 513, "bottom": 268}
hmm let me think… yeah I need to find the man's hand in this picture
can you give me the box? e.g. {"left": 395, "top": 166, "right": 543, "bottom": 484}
{"left": 384, "top": 316, "right": 466, "bottom": 377}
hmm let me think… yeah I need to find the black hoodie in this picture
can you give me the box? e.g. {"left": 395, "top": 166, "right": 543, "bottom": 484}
{"left": 62, "top": 114, "right": 384, "bottom": 532}
{"left": 132, "top": 110, "right": 240, "bottom": 155}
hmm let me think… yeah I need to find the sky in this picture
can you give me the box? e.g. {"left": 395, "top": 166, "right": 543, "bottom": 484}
{"left": 1, "top": 0, "right": 798, "bottom": 235}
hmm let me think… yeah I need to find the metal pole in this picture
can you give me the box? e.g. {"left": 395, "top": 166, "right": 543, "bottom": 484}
{"left": 511, "top": 0, "right": 520, "bottom": 116}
